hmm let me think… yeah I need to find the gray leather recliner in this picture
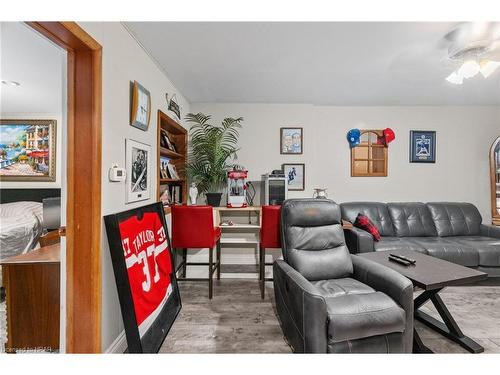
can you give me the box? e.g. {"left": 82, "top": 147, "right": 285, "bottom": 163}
{"left": 273, "top": 199, "right": 414, "bottom": 353}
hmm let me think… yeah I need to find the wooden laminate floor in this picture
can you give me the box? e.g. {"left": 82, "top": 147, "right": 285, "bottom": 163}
{"left": 160, "top": 279, "right": 500, "bottom": 354}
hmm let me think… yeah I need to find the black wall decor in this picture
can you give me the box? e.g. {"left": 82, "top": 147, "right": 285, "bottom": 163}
{"left": 104, "top": 202, "right": 181, "bottom": 353}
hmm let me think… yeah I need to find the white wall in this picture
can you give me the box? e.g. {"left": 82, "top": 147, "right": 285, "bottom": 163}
{"left": 192, "top": 103, "right": 500, "bottom": 221}
{"left": 78, "top": 22, "right": 190, "bottom": 352}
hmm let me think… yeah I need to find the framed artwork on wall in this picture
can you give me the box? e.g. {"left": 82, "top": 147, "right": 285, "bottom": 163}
{"left": 409, "top": 130, "right": 436, "bottom": 163}
{"left": 280, "top": 127, "right": 303, "bottom": 154}
{"left": 130, "top": 80, "right": 151, "bottom": 131}
{"left": 126, "top": 139, "right": 151, "bottom": 203}
{"left": 283, "top": 163, "right": 305, "bottom": 191}
{"left": 104, "top": 202, "right": 182, "bottom": 353}
{"left": 0, "top": 119, "right": 57, "bottom": 182}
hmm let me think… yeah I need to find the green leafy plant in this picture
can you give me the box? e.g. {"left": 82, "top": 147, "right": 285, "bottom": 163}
{"left": 186, "top": 112, "right": 243, "bottom": 194}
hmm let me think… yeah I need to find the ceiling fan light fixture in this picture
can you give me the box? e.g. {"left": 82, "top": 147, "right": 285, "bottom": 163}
{"left": 458, "top": 60, "right": 481, "bottom": 79}
{"left": 479, "top": 60, "right": 500, "bottom": 78}
{"left": 446, "top": 71, "right": 464, "bottom": 85}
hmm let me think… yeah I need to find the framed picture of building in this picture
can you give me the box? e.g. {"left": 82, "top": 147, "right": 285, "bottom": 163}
{"left": 280, "top": 127, "right": 303, "bottom": 154}
{"left": 409, "top": 130, "right": 436, "bottom": 163}
{"left": 126, "top": 139, "right": 151, "bottom": 203}
{"left": 104, "top": 202, "right": 182, "bottom": 353}
{"left": 0, "top": 119, "right": 57, "bottom": 181}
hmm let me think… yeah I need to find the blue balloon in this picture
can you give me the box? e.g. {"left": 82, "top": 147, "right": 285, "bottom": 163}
{"left": 347, "top": 129, "right": 361, "bottom": 147}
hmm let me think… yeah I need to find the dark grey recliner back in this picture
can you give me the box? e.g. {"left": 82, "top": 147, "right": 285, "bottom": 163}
{"left": 281, "top": 198, "right": 353, "bottom": 281}
{"left": 427, "top": 202, "right": 482, "bottom": 237}
{"left": 340, "top": 202, "right": 395, "bottom": 237}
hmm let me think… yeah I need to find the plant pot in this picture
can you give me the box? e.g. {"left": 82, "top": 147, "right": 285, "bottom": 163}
{"left": 206, "top": 192, "right": 222, "bottom": 207}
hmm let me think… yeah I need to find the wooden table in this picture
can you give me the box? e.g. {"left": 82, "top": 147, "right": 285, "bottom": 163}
{"left": 359, "top": 250, "right": 487, "bottom": 353}
{"left": 1, "top": 243, "right": 60, "bottom": 352}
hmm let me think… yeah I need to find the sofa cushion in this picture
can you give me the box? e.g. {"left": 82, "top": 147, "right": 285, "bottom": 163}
{"left": 374, "top": 237, "right": 427, "bottom": 253}
{"left": 325, "top": 291, "right": 406, "bottom": 343}
{"left": 354, "top": 213, "right": 381, "bottom": 241}
{"left": 446, "top": 236, "right": 500, "bottom": 267}
{"left": 387, "top": 202, "right": 437, "bottom": 237}
{"left": 312, "top": 277, "right": 374, "bottom": 298}
{"left": 426, "top": 202, "right": 482, "bottom": 237}
{"left": 406, "top": 237, "right": 479, "bottom": 267}
{"left": 341, "top": 202, "right": 395, "bottom": 237}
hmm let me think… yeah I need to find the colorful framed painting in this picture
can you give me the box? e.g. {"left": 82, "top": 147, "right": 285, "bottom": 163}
{"left": 280, "top": 127, "right": 303, "bottom": 154}
{"left": 409, "top": 130, "right": 436, "bottom": 163}
{"left": 283, "top": 163, "right": 305, "bottom": 191}
{"left": 130, "top": 80, "right": 151, "bottom": 131}
{"left": 0, "top": 119, "right": 57, "bottom": 182}
{"left": 126, "top": 139, "right": 151, "bottom": 203}
{"left": 104, "top": 202, "right": 182, "bottom": 353}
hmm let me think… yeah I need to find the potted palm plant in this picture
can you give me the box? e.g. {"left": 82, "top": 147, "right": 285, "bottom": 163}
{"left": 186, "top": 112, "right": 243, "bottom": 206}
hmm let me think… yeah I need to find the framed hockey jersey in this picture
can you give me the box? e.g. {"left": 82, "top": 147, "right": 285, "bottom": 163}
{"left": 104, "top": 202, "right": 181, "bottom": 353}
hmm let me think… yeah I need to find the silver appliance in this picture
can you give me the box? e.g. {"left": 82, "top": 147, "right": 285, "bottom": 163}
{"left": 261, "top": 173, "right": 288, "bottom": 205}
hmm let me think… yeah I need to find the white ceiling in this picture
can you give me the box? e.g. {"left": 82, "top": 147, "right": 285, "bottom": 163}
{"left": 0, "top": 22, "right": 65, "bottom": 114}
{"left": 125, "top": 22, "right": 500, "bottom": 105}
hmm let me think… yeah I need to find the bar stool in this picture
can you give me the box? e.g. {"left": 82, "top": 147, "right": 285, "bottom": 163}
{"left": 171, "top": 205, "right": 221, "bottom": 299}
{"left": 259, "top": 205, "right": 281, "bottom": 299}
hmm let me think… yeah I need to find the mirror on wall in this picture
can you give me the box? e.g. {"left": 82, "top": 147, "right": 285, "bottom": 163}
{"left": 490, "top": 136, "right": 500, "bottom": 226}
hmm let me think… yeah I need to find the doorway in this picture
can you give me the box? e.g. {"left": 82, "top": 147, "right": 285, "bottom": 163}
{"left": 25, "top": 22, "right": 103, "bottom": 353}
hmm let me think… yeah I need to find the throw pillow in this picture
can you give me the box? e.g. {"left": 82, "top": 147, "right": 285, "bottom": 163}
{"left": 353, "top": 213, "right": 381, "bottom": 241}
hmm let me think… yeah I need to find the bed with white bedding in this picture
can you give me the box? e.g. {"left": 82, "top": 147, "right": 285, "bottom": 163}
{"left": 0, "top": 201, "right": 43, "bottom": 260}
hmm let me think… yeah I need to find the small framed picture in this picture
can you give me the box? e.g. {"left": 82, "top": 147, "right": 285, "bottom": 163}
{"left": 130, "top": 81, "right": 151, "bottom": 131}
{"left": 159, "top": 185, "right": 171, "bottom": 206}
{"left": 160, "top": 156, "right": 170, "bottom": 179}
{"left": 167, "top": 162, "right": 180, "bottom": 180}
{"left": 126, "top": 139, "right": 151, "bottom": 203}
{"left": 283, "top": 163, "right": 305, "bottom": 191}
{"left": 280, "top": 127, "right": 303, "bottom": 154}
{"left": 410, "top": 130, "right": 436, "bottom": 163}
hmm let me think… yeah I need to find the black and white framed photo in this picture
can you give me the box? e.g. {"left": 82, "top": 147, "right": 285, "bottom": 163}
{"left": 409, "top": 130, "right": 436, "bottom": 163}
{"left": 104, "top": 202, "right": 182, "bottom": 353}
{"left": 283, "top": 163, "right": 305, "bottom": 191}
{"left": 130, "top": 80, "right": 151, "bottom": 131}
{"left": 280, "top": 127, "right": 303, "bottom": 154}
{"left": 126, "top": 139, "right": 151, "bottom": 203}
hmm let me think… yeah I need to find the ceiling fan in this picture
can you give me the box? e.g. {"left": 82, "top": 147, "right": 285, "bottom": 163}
{"left": 443, "top": 22, "right": 500, "bottom": 84}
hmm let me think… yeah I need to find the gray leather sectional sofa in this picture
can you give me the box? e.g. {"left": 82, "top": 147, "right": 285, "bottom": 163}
{"left": 340, "top": 202, "right": 500, "bottom": 277}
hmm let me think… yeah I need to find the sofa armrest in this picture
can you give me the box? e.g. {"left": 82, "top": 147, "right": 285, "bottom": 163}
{"left": 480, "top": 224, "right": 500, "bottom": 239}
{"left": 343, "top": 227, "right": 375, "bottom": 254}
{"left": 273, "top": 259, "right": 328, "bottom": 353}
{"left": 351, "top": 255, "right": 414, "bottom": 353}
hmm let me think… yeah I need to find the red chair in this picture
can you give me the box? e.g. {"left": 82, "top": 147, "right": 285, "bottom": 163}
{"left": 171, "top": 205, "right": 222, "bottom": 299}
{"left": 259, "top": 205, "right": 281, "bottom": 299}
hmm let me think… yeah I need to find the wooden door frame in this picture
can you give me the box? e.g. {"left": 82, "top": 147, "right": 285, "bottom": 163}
{"left": 27, "top": 22, "right": 102, "bottom": 353}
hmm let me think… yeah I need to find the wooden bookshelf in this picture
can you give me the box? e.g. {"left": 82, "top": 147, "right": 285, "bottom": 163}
{"left": 157, "top": 110, "right": 188, "bottom": 213}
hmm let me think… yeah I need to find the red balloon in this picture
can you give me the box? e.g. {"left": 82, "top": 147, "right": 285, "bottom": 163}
{"left": 383, "top": 128, "right": 395, "bottom": 145}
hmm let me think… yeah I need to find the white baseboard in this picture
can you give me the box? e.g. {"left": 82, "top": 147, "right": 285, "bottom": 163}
{"left": 105, "top": 330, "right": 127, "bottom": 353}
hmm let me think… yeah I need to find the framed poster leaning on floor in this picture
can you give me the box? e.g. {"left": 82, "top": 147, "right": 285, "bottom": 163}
{"left": 104, "top": 202, "right": 182, "bottom": 353}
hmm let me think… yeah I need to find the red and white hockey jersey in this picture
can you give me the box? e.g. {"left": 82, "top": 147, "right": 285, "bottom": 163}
{"left": 119, "top": 212, "right": 172, "bottom": 336}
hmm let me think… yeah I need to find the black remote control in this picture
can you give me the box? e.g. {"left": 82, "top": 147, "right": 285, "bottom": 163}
{"left": 388, "top": 255, "right": 412, "bottom": 266}
{"left": 389, "top": 253, "right": 416, "bottom": 264}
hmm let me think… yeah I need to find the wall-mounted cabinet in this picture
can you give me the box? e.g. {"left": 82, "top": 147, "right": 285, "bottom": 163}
{"left": 490, "top": 136, "right": 500, "bottom": 226}
{"left": 157, "top": 110, "right": 187, "bottom": 213}
{"left": 351, "top": 130, "right": 388, "bottom": 177}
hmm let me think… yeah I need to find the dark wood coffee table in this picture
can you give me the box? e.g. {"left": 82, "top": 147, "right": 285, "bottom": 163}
{"left": 358, "top": 250, "right": 487, "bottom": 353}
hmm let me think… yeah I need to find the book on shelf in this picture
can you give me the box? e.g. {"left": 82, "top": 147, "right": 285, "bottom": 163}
{"left": 169, "top": 185, "right": 182, "bottom": 204}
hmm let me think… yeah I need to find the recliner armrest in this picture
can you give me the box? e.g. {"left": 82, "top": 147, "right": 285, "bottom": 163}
{"left": 343, "top": 227, "right": 375, "bottom": 253}
{"left": 273, "top": 259, "right": 328, "bottom": 353}
{"left": 480, "top": 224, "right": 500, "bottom": 239}
{"left": 351, "top": 255, "right": 414, "bottom": 353}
